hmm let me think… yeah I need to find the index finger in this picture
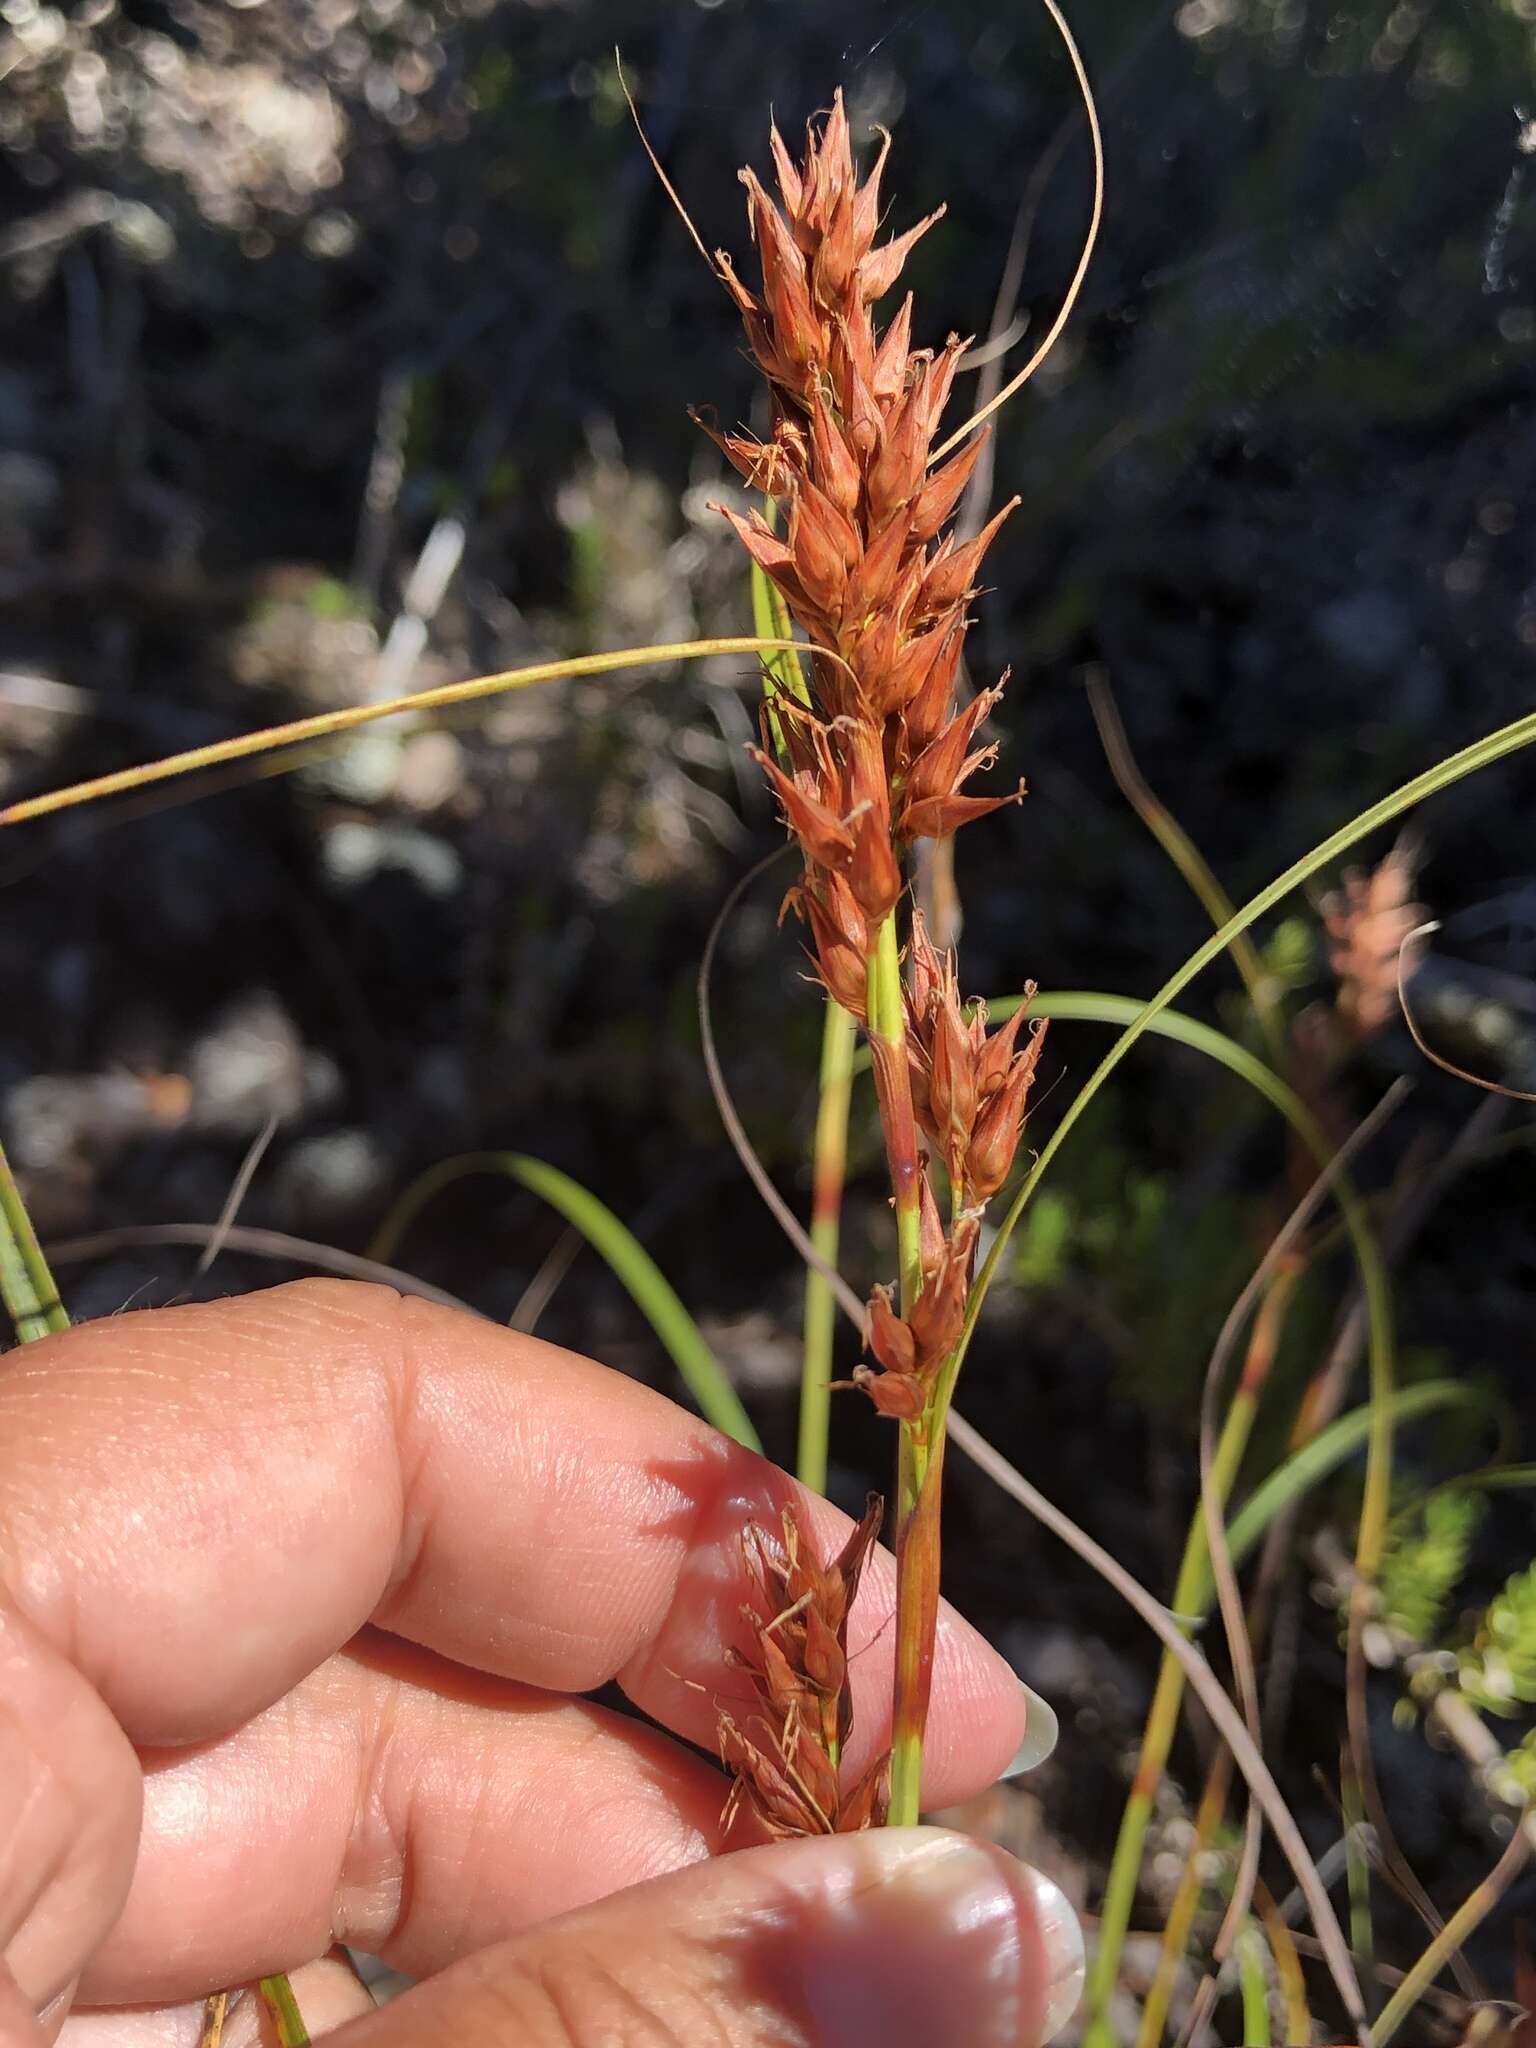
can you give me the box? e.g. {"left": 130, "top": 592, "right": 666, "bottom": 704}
{"left": 0, "top": 1279, "right": 1025, "bottom": 1794}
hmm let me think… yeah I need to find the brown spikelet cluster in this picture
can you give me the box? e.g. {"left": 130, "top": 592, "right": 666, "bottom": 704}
{"left": 701, "top": 96, "right": 1048, "bottom": 1424}
{"left": 1323, "top": 839, "right": 1424, "bottom": 1042}
{"left": 718, "top": 1496, "right": 889, "bottom": 1837}
{"left": 855, "top": 915, "right": 1049, "bottom": 1420}
{"left": 695, "top": 90, "right": 1023, "bottom": 1016}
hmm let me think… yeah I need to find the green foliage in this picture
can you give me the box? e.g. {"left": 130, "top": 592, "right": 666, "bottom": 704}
{"left": 1459, "top": 1560, "right": 1536, "bottom": 1717}
{"left": 1380, "top": 1490, "right": 1485, "bottom": 1645}
{"left": 1259, "top": 916, "right": 1318, "bottom": 999}
{"left": 1498, "top": 1726, "right": 1536, "bottom": 1802}
{"left": 1012, "top": 1188, "right": 1074, "bottom": 1290}
{"left": 1006, "top": 1098, "right": 1251, "bottom": 1410}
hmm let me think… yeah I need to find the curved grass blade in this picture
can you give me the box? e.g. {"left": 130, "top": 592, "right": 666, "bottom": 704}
{"left": 1085, "top": 668, "right": 1286, "bottom": 1066}
{"left": 1212, "top": 1378, "right": 1493, "bottom": 1599}
{"left": 370, "top": 1150, "right": 759, "bottom": 1451}
{"left": 956, "top": 699, "right": 1536, "bottom": 1423}
{"left": 0, "top": 636, "right": 811, "bottom": 829}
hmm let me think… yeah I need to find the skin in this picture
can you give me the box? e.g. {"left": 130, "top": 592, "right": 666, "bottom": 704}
{"left": 0, "top": 1280, "right": 1045, "bottom": 2048}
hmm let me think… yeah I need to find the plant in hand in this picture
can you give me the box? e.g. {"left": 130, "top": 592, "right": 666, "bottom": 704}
{"left": 702, "top": 93, "right": 1047, "bottom": 1827}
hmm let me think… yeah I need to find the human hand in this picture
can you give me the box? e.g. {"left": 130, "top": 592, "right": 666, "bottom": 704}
{"left": 1, "top": 1280, "right": 1083, "bottom": 2048}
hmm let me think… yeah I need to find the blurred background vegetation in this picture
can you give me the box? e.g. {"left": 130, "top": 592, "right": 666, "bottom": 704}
{"left": 3, "top": 0, "right": 1535, "bottom": 2033}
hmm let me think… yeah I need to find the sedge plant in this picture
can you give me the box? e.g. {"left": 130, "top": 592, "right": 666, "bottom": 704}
{"left": 699, "top": 92, "right": 1054, "bottom": 1827}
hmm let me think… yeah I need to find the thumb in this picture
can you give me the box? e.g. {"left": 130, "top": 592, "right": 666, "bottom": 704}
{"left": 344, "top": 1826, "right": 1085, "bottom": 2048}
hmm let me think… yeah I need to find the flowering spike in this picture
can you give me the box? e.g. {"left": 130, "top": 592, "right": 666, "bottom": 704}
{"left": 859, "top": 204, "right": 946, "bottom": 302}
{"left": 910, "top": 428, "right": 988, "bottom": 542}
{"left": 720, "top": 1498, "right": 888, "bottom": 1837}
{"left": 851, "top": 126, "right": 893, "bottom": 256}
{"left": 872, "top": 291, "right": 914, "bottom": 401}
{"left": 768, "top": 122, "right": 804, "bottom": 220}
{"left": 852, "top": 1362, "right": 927, "bottom": 1420}
{"left": 919, "top": 496, "right": 1019, "bottom": 611}
{"left": 750, "top": 748, "right": 855, "bottom": 868}
{"left": 966, "top": 1017, "right": 1048, "bottom": 1200}
{"left": 867, "top": 1283, "right": 917, "bottom": 1375}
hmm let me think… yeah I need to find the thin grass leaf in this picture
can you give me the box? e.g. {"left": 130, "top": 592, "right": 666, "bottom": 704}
{"left": 1214, "top": 1380, "right": 1494, "bottom": 1600}
{"left": 927, "top": 0, "right": 1103, "bottom": 462}
{"left": 1374, "top": 1814, "right": 1533, "bottom": 2046}
{"left": 946, "top": 1406, "right": 1373, "bottom": 2037}
{"left": 1342, "top": 1750, "right": 1377, "bottom": 2015}
{"left": 369, "top": 1150, "right": 759, "bottom": 1451}
{"left": 1254, "top": 1882, "right": 1312, "bottom": 2047}
{"left": 0, "top": 637, "right": 811, "bottom": 829}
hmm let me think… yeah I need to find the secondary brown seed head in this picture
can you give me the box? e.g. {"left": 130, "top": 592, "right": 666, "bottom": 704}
{"left": 720, "top": 1496, "right": 890, "bottom": 1838}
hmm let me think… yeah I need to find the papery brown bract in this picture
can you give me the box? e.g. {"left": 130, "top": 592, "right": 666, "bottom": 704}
{"left": 720, "top": 1498, "right": 890, "bottom": 1837}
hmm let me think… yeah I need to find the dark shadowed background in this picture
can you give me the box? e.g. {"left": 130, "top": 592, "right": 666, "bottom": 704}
{"left": 3, "top": 0, "right": 1535, "bottom": 2032}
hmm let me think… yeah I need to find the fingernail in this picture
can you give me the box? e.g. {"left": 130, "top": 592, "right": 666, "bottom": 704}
{"left": 1021, "top": 1860, "right": 1087, "bottom": 2040}
{"left": 787, "top": 1826, "right": 1085, "bottom": 2046}
{"left": 1001, "top": 1681, "right": 1060, "bottom": 1777}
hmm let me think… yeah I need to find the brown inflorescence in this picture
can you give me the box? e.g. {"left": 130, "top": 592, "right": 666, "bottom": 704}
{"left": 696, "top": 90, "right": 1023, "bottom": 1014}
{"left": 702, "top": 93, "right": 1048, "bottom": 1421}
{"left": 852, "top": 915, "right": 1049, "bottom": 1420}
{"left": 1322, "top": 839, "right": 1425, "bottom": 1042}
{"left": 718, "top": 1495, "right": 889, "bottom": 1837}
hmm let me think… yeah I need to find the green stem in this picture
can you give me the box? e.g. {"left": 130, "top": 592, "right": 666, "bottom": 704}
{"left": 0, "top": 1138, "right": 69, "bottom": 1341}
{"left": 1237, "top": 1924, "right": 1273, "bottom": 2048}
{"left": 889, "top": 1425, "right": 941, "bottom": 1825}
{"left": 1342, "top": 1751, "right": 1375, "bottom": 1998}
{"left": 1373, "top": 1825, "right": 1533, "bottom": 2047}
{"left": 864, "top": 907, "right": 933, "bottom": 1826}
{"left": 1134, "top": 1753, "right": 1234, "bottom": 2048}
{"left": 866, "top": 912, "right": 923, "bottom": 1312}
{"left": 798, "top": 998, "right": 857, "bottom": 1493}
{"left": 1080, "top": 1372, "right": 1271, "bottom": 2046}
{"left": 257, "top": 1977, "right": 311, "bottom": 2048}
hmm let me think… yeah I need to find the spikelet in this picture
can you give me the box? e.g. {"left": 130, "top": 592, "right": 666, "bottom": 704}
{"left": 719, "top": 1495, "right": 890, "bottom": 1837}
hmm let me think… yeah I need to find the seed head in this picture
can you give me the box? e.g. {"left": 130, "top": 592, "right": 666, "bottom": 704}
{"left": 700, "top": 92, "right": 1023, "bottom": 1003}
{"left": 720, "top": 1496, "right": 890, "bottom": 1838}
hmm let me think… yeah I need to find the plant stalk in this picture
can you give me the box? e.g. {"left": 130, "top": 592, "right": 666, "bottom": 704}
{"left": 0, "top": 1139, "right": 69, "bottom": 1340}
{"left": 1080, "top": 1292, "right": 1287, "bottom": 2047}
{"left": 863, "top": 907, "right": 936, "bottom": 1825}
{"left": 889, "top": 1426, "right": 944, "bottom": 1825}
{"left": 1134, "top": 1753, "right": 1234, "bottom": 2048}
{"left": 798, "top": 997, "right": 857, "bottom": 1493}
{"left": 257, "top": 1977, "right": 312, "bottom": 2048}
{"left": 865, "top": 911, "right": 923, "bottom": 1314}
